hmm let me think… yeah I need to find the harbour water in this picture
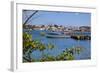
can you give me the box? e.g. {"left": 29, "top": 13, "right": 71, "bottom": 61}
{"left": 29, "top": 30, "right": 91, "bottom": 60}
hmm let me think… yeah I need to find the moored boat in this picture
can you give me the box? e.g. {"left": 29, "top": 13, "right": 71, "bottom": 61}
{"left": 46, "top": 32, "right": 70, "bottom": 38}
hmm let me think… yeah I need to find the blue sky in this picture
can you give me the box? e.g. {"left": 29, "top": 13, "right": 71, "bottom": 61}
{"left": 22, "top": 10, "right": 91, "bottom": 26}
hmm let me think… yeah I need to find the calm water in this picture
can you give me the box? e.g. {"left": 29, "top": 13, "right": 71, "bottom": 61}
{"left": 29, "top": 30, "right": 91, "bottom": 60}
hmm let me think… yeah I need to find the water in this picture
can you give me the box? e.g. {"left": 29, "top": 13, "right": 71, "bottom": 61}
{"left": 29, "top": 30, "right": 91, "bottom": 60}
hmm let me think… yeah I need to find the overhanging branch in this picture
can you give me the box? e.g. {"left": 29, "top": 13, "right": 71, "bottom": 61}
{"left": 23, "top": 10, "right": 38, "bottom": 25}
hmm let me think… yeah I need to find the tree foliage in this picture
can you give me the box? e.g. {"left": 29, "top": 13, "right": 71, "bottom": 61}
{"left": 23, "top": 32, "right": 83, "bottom": 62}
{"left": 23, "top": 32, "right": 55, "bottom": 62}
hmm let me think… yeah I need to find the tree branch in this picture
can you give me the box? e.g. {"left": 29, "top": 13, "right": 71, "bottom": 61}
{"left": 23, "top": 10, "right": 38, "bottom": 25}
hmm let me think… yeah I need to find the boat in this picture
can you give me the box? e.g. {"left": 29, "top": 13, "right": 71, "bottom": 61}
{"left": 46, "top": 32, "right": 70, "bottom": 38}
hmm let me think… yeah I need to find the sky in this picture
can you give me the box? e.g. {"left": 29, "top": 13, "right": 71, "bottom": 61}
{"left": 22, "top": 10, "right": 91, "bottom": 26}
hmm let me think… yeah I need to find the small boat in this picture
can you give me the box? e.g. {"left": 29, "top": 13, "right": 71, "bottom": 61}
{"left": 46, "top": 32, "right": 70, "bottom": 38}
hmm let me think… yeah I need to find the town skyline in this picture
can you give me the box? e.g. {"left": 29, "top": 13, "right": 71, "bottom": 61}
{"left": 25, "top": 24, "right": 91, "bottom": 27}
